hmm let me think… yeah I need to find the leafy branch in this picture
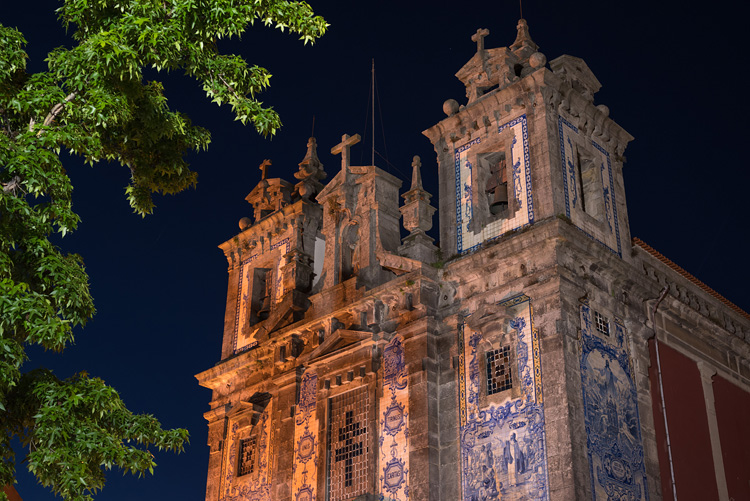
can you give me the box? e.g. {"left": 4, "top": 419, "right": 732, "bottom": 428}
{"left": 0, "top": 0, "right": 326, "bottom": 498}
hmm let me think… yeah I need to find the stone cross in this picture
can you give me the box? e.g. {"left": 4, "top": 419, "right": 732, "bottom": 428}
{"left": 472, "top": 28, "right": 490, "bottom": 52}
{"left": 331, "top": 133, "right": 361, "bottom": 172}
{"left": 259, "top": 159, "right": 272, "bottom": 180}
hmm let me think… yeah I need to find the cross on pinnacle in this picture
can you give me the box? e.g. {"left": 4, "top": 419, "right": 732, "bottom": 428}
{"left": 472, "top": 28, "right": 490, "bottom": 52}
{"left": 331, "top": 133, "right": 361, "bottom": 173}
{"left": 259, "top": 159, "right": 272, "bottom": 180}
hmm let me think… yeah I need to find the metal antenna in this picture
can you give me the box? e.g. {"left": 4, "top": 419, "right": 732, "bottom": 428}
{"left": 371, "top": 58, "right": 375, "bottom": 166}
{"left": 311, "top": 115, "right": 315, "bottom": 137}
{"left": 519, "top": 0, "right": 523, "bottom": 18}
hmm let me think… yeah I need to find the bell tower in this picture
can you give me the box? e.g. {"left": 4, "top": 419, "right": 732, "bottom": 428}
{"left": 423, "top": 20, "right": 634, "bottom": 259}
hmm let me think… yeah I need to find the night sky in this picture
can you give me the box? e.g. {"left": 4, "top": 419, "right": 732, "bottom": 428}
{"left": 4, "top": 0, "right": 750, "bottom": 499}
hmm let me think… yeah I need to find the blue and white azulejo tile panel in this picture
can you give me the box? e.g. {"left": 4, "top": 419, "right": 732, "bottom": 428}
{"left": 454, "top": 115, "right": 534, "bottom": 254}
{"left": 558, "top": 117, "right": 621, "bottom": 257}
{"left": 458, "top": 295, "right": 548, "bottom": 500}
{"left": 233, "top": 233, "right": 292, "bottom": 353}
{"left": 379, "top": 335, "right": 410, "bottom": 501}
{"left": 221, "top": 400, "right": 274, "bottom": 501}
{"left": 292, "top": 372, "right": 319, "bottom": 501}
{"left": 579, "top": 302, "right": 648, "bottom": 500}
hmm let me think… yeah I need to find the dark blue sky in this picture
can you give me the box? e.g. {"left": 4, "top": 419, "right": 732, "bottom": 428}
{"left": 4, "top": 0, "right": 750, "bottom": 499}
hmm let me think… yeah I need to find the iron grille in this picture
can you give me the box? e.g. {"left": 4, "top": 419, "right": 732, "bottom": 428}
{"left": 238, "top": 436, "right": 256, "bottom": 476}
{"left": 487, "top": 346, "right": 513, "bottom": 395}
{"left": 328, "top": 386, "right": 370, "bottom": 500}
{"left": 594, "top": 311, "right": 610, "bottom": 336}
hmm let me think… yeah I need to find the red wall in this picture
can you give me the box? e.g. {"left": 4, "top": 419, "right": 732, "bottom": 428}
{"left": 3, "top": 485, "right": 21, "bottom": 501}
{"left": 714, "top": 374, "right": 750, "bottom": 500}
{"left": 648, "top": 340, "right": 718, "bottom": 501}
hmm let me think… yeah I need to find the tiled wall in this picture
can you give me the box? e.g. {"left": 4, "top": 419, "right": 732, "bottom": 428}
{"left": 454, "top": 115, "right": 534, "bottom": 254}
{"left": 579, "top": 302, "right": 648, "bottom": 500}
{"left": 221, "top": 401, "right": 274, "bottom": 500}
{"left": 292, "top": 372, "right": 319, "bottom": 501}
{"left": 233, "top": 234, "right": 291, "bottom": 353}
{"left": 379, "top": 335, "right": 410, "bottom": 500}
{"left": 458, "top": 295, "right": 549, "bottom": 500}
{"left": 559, "top": 117, "right": 621, "bottom": 257}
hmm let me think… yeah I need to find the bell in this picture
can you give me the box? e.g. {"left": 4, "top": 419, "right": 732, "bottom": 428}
{"left": 258, "top": 295, "right": 271, "bottom": 319}
{"left": 489, "top": 183, "right": 508, "bottom": 215}
{"left": 258, "top": 277, "right": 273, "bottom": 319}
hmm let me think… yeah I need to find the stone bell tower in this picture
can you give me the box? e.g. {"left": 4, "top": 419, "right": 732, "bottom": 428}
{"left": 424, "top": 20, "right": 633, "bottom": 260}
{"left": 422, "top": 19, "right": 653, "bottom": 501}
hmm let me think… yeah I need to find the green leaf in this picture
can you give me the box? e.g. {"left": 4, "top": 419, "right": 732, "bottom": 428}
{"left": 0, "top": 0, "right": 326, "bottom": 497}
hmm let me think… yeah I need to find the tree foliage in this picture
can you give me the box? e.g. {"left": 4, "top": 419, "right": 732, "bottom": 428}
{"left": 0, "top": 1, "right": 326, "bottom": 499}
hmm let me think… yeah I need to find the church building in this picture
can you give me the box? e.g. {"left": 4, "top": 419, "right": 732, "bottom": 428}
{"left": 195, "top": 19, "right": 750, "bottom": 501}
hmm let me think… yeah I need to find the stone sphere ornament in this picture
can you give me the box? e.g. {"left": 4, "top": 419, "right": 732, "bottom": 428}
{"left": 443, "top": 99, "right": 459, "bottom": 116}
{"left": 239, "top": 217, "right": 252, "bottom": 230}
{"left": 529, "top": 52, "right": 547, "bottom": 68}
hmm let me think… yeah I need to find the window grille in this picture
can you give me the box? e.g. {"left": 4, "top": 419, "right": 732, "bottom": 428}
{"left": 238, "top": 437, "right": 256, "bottom": 476}
{"left": 594, "top": 311, "right": 610, "bottom": 336}
{"left": 486, "top": 346, "right": 512, "bottom": 395}
{"left": 328, "top": 386, "right": 370, "bottom": 500}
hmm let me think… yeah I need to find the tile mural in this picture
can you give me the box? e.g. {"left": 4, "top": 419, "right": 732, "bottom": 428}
{"left": 379, "top": 335, "right": 410, "bottom": 501}
{"left": 292, "top": 372, "right": 319, "bottom": 501}
{"left": 233, "top": 234, "right": 291, "bottom": 353}
{"left": 458, "top": 295, "right": 548, "bottom": 500}
{"left": 579, "top": 302, "right": 648, "bottom": 500}
{"left": 221, "top": 401, "right": 274, "bottom": 501}
{"left": 454, "top": 115, "right": 534, "bottom": 254}
{"left": 558, "top": 117, "right": 621, "bottom": 257}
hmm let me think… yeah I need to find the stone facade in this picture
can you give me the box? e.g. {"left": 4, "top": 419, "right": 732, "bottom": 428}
{"left": 196, "top": 20, "right": 750, "bottom": 501}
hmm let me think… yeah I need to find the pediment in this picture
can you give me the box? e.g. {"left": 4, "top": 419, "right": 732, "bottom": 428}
{"left": 315, "top": 168, "right": 344, "bottom": 201}
{"left": 252, "top": 291, "right": 309, "bottom": 342}
{"left": 308, "top": 329, "right": 371, "bottom": 360}
{"left": 226, "top": 392, "right": 272, "bottom": 427}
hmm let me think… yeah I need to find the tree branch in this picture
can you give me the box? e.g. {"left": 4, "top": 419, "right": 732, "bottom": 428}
{"left": 217, "top": 74, "right": 240, "bottom": 100}
{"left": 36, "top": 92, "right": 77, "bottom": 136}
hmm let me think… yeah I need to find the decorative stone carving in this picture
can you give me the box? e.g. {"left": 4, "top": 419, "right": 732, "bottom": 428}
{"left": 294, "top": 137, "right": 326, "bottom": 199}
{"left": 398, "top": 155, "right": 437, "bottom": 263}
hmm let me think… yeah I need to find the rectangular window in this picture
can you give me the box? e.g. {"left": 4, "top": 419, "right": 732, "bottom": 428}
{"left": 328, "top": 386, "right": 370, "bottom": 500}
{"left": 238, "top": 436, "right": 256, "bottom": 476}
{"left": 486, "top": 346, "right": 512, "bottom": 395}
{"left": 594, "top": 311, "right": 610, "bottom": 336}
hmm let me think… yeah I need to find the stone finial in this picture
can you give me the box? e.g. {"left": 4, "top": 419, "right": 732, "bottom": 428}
{"left": 295, "top": 137, "right": 326, "bottom": 199}
{"left": 410, "top": 156, "right": 423, "bottom": 191}
{"left": 295, "top": 137, "right": 326, "bottom": 181}
{"left": 471, "top": 28, "right": 490, "bottom": 52}
{"left": 330, "top": 133, "right": 361, "bottom": 174}
{"left": 259, "top": 159, "right": 271, "bottom": 180}
{"left": 399, "top": 154, "right": 437, "bottom": 263}
{"left": 510, "top": 19, "right": 539, "bottom": 57}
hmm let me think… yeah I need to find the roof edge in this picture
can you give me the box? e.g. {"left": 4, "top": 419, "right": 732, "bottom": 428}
{"left": 633, "top": 237, "right": 749, "bottom": 321}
